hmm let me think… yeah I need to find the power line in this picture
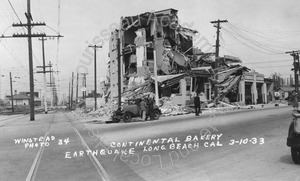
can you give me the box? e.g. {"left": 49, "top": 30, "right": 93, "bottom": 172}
{"left": 250, "top": 65, "right": 291, "bottom": 68}
{"left": 220, "top": 44, "right": 293, "bottom": 66}
{"left": 7, "top": 0, "right": 27, "bottom": 34}
{"left": 243, "top": 59, "right": 291, "bottom": 64}
{"left": 57, "top": 0, "right": 61, "bottom": 34}
{"left": 0, "top": 41, "right": 24, "bottom": 66}
{"left": 227, "top": 22, "right": 300, "bottom": 50}
{"left": 45, "top": 25, "right": 60, "bottom": 35}
{"left": 222, "top": 28, "right": 282, "bottom": 55}
{"left": 222, "top": 28, "right": 269, "bottom": 55}
{"left": 230, "top": 21, "right": 300, "bottom": 35}
{"left": 223, "top": 24, "right": 284, "bottom": 54}
{"left": 224, "top": 23, "right": 284, "bottom": 54}
{"left": 54, "top": 0, "right": 61, "bottom": 104}
{"left": 7, "top": 0, "right": 22, "bottom": 23}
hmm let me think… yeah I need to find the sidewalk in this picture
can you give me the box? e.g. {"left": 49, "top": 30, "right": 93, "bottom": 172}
{"left": 202, "top": 102, "right": 288, "bottom": 114}
{"left": 72, "top": 102, "right": 289, "bottom": 124}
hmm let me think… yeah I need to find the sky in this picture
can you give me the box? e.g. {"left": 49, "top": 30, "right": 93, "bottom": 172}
{"left": 0, "top": 0, "right": 300, "bottom": 100}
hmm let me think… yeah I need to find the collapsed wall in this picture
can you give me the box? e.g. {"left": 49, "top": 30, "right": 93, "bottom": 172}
{"left": 108, "top": 9, "right": 200, "bottom": 99}
{"left": 105, "top": 8, "right": 253, "bottom": 110}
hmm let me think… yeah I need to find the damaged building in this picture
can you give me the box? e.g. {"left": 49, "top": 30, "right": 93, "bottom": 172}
{"left": 108, "top": 8, "right": 213, "bottom": 105}
{"left": 107, "top": 8, "right": 274, "bottom": 107}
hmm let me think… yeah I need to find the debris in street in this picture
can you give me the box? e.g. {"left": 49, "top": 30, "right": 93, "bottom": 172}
{"left": 159, "top": 97, "right": 194, "bottom": 116}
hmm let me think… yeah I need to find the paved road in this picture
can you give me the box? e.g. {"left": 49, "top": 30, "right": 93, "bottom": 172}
{"left": 0, "top": 106, "right": 299, "bottom": 181}
{"left": 0, "top": 112, "right": 109, "bottom": 181}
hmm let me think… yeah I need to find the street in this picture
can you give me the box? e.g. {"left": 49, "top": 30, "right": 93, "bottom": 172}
{"left": 0, "top": 106, "right": 299, "bottom": 181}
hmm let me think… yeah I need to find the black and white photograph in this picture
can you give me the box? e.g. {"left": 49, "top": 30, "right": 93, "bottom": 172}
{"left": 0, "top": 0, "right": 300, "bottom": 180}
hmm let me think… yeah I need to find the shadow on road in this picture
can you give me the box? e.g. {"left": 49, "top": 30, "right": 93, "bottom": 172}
{"left": 279, "top": 154, "right": 294, "bottom": 165}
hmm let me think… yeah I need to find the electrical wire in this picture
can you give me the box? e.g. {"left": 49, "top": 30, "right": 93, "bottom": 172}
{"left": 222, "top": 28, "right": 283, "bottom": 55}
{"left": 0, "top": 41, "right": 24, "bottom": 67}
{"left": 223, "top": 24, "right": 285, "bottom": 54}
{"left": 230, "top": 22, "right": 300, "bottom": 35}
{"left": 250, "top": 65, "right": 291, "bottom": 68}
{"left": 53, "top": 0, "right": 62, "bottom": 103}
{"left": 226, "top": 23, "right": 300, "bottom": 50}
{"left": 243, "top": 59, "right": 291, "bottom": 64}
{"left": 7, "top": 0, "right": 26, "bottom": 34}
{"left": 222, "top": 28, "right": 275, "bottom": 55}
{"left": 225, "top": 23, "right": 284, "bottom": 53}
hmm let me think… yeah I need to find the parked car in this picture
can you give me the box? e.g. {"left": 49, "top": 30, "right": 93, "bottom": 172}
{"left": 111, "top": 98, "right": 161, "bottom": 123}
{"left": 287, "top": 112, "right": 300, "bottom": 164}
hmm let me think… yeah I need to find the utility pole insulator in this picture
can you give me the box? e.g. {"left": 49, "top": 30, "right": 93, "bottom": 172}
{"left": 12, "top": 22, "right": 45, "bottom": 27}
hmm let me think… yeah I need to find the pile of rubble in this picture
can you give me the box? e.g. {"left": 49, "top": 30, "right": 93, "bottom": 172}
{"left": 159, "top": 97, "right": 194, "bottom": 116}
{"left": 72, "top": 101, "right": 118, "bottom": 120}
{"left": 73, "top": 96, "right": 196, "bottom": 119}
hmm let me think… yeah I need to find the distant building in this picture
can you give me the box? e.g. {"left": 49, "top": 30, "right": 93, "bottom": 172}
{"left": 7, "top": 94, "right": 30, "bottom": 106}
{"left": 5, "top": 92, "right": 42, "bottom": 106}
{"left": 238, "top": 72, "right": 274, "bottom": 104}
{"left": 276, "top": 86, "right": 295, "bottom": 100}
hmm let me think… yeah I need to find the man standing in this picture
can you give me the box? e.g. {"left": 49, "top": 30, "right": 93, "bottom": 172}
{"left": 140, "top": 98, "right": 147, "bottom": 121}
{"left": 194, "top": 93, "right": 201, "bottom": 116}
{"left": 147, "top": 96, "right": 154, "bottom": 120}
{"left": 290, "top": 91, "right": 299, "bottom": 111}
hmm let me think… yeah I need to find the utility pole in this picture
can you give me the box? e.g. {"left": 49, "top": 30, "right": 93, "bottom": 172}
{"left": 38, "top": 37, "right": 47, "bottom": 113}
{"left": 68, "top": 81, "right": 71, "bottom": 110}
{"left": 81, "top": 73, "right": 88, "bottom": 99}
{"left": 70, "top": 72, "right": 74, "bottom": 110}
{"left": 117, "top": 18, "right": 123, "bottom": 108}
{"left": 152, "top": 16, "right": 160, "bottom": 106}
{"left": 27, "top": 0, "right": 34, "bottom": 120}
{"left": 46, "top": 61, "right": 59, "bottom": 108}
{"left": 117, "top": 37, "right": 122, "bottom": 108}
{"left": 36, "top": 36, "right": 61, "bottom": 112}
{"left": 0, "top": 65, "right": 1, "bottom": 101}
{"left": 52, "top": 76, "right": 58, "bottom": 106}
{"left": 10, "top": 72, "right": 14, "bottom": 112}
{"left": 286, "top": 50, "right": 300, "bottom": 94}
{"left": 210, "top": 19, "right": 228, "bottom": 104}
{"left": 49, "top": 62, "right": 53, "bottom": 108}
{"left": 88, "top": 45, "right": 102, "bottom": 110}
{"left": 39, "top": 61, "right": 54, "bottom": 108}
{"left": 1, "top": 0, "right": 63, "bottom": 120}
{"left": 37, "top": 60, "right": 56, "bottom": 111}
{"left": 62, "top": 93, "right": 65, "bottom": 106}
{"left": 76, "top": 73, "right": 79, "bottom": 106}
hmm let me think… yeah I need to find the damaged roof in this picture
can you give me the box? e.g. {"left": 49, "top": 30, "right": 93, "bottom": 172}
{"left": 121, "top": 8, "right": 197, "bottom": 34}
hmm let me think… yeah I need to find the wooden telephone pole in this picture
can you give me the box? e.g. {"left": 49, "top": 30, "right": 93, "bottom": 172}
{"left": 36, "top": 36, "right": 61, "bottom": 113}
{"left": 286, "top": 50, "right": 300, "bottom": 94}
{"left": 81, "top": 73, "right": 88, "bottom": 99}
{"left": 76, "top": 73, "right": 79, "bottom": 106}
{"left": 10, "top": 72, "right": 14, "bottom": 112}
{"left": 70, "top": 72, "right": 74, "bottom": 110}
{"left": 88, "top": 45, "right": 102, "bottom": 110}
{"left": 210, "top": 19, "right": 228, "bottom": 104}
{"left": 36, "top": 37, "right": 49, "bottom": 113}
